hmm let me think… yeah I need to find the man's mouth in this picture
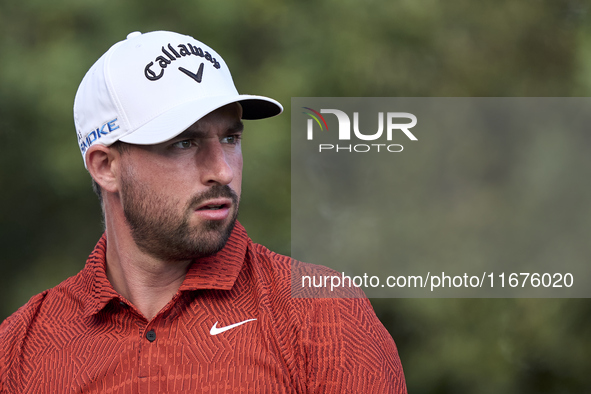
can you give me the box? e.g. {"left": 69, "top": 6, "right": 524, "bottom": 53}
{"left": 195, "top": 198, "right": 232, "bottom": 211}
{"left": 194, "top": 199, "right": 233, "bottom": 222}
{"left": 199, "top": 204, "right": 227, "bottom": 210}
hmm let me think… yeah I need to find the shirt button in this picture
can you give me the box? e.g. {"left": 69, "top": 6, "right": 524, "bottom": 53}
{"left": 146, "top": 330, "right": 156, "bottom": 342}
{"left": 127, "top": 31, "right": 142, "bottom": 39}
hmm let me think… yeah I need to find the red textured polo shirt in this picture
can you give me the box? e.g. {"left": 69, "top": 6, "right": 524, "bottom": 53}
{"left": 0, "top": 222, "right": 406, "bottom": 393}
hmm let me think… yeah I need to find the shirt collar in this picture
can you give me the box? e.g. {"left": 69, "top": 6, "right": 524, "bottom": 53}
{"left": 81, "top": 221, "right": 249, "bottom": 317}
{"left": 179, "top": 221, "right": 248, "bottom": 292}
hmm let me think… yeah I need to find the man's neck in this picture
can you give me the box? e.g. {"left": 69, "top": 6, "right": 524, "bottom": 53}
{"left": 104, "top": 220, "right": 192, "bottom": 321}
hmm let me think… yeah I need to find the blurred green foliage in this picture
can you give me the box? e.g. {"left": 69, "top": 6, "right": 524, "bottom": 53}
{"left": 1, "top": 0, "right": 590, "bottom": 393}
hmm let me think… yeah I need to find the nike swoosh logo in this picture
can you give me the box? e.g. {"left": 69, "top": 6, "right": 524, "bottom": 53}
{"left": 210, "top": 319, "right": 257, "bottom": 336}
{"left": 179, "top": 63, "right": 204, "bottom": 83}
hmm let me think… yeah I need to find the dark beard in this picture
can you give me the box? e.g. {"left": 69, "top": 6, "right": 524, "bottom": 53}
{"left": 121, "top": 175, "right": 239, "bottom": 262}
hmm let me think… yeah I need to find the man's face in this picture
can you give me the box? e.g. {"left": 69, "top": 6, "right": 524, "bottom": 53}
{"left": 118, "top": 103, "right": 244, "bottom": 261}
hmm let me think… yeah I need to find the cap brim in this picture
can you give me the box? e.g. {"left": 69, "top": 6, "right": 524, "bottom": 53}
{"left": 240, "top": 96, "right": 282, "bottom": 119}
{"left": 118, "top": 94, "right": 282, "bottom": 145}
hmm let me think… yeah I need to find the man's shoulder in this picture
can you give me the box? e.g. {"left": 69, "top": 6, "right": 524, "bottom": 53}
{"left": 0, "top": 289, "right": 50, "bottom": 339}
{"left": 0, "top": 269, "right": 88, "bottom": 353}
{"left": 245, "top": 240, "right": 346, "bottom": 278}
{"left": 244, "top": 240, "right": 378, "bottom": 322}
{"left": 246, "top": 240, "right": 367, "bottom": 299}
{"left": 243, "top": 239, "right": 395, "bottom": 339}
{"left": 244, "top": 240, "right": 407, "bottom": 393}
{"left": 0, "top": 289, "right": 49, "bottom": 385}
{"left": 0, "top": 269, "right": 91, "bottom": 389}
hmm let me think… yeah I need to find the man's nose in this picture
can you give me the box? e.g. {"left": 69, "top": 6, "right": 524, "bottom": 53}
{"left": 198, "top": 141, "right": 234, "bottom": 186}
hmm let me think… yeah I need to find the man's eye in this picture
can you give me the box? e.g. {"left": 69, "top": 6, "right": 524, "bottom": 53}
{"left": 221, "top": 135, "right": 241, "bottom": 144}
{"left": 172, "top": 140, "right": 193, "bottom": 149}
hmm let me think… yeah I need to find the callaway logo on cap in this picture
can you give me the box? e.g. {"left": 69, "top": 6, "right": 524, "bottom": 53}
{"left": 73, "top": 31, "right": 282, "bottom": 167}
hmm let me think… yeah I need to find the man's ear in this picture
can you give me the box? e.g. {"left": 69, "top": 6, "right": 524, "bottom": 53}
{"left": 86, "top": 144, "right": 121, "bottom": 194}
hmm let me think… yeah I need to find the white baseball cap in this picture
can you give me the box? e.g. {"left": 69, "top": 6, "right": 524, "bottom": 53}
{"left": 73, "top": 30, "right": 283, "bottom": 167}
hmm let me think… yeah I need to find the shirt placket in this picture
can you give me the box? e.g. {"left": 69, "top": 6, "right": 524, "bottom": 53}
{"left": 136, "top": 294, "right": 185, "bottom": 393}
{"left": 135, "top": 318, "right": 160, "bottom": 392}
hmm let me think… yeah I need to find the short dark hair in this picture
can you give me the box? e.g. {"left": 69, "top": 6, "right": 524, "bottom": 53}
{"left": 91, "top": 141, "right": 130, "bottom": 207}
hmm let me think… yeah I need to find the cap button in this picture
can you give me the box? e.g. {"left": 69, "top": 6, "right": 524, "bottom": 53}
{"left": 127, "top": 31, "right": 142, "bottom": 39}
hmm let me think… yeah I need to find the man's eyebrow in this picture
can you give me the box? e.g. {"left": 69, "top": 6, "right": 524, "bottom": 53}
{"left": 228, "top": 121, "right": 244, "bottom": 133}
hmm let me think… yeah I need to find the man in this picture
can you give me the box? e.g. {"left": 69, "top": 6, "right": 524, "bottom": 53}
{"left": 0, "top": 31, "right": 406, "bottom": 393}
